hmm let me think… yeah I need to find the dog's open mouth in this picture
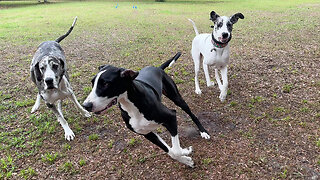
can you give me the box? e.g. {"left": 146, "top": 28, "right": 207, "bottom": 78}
{"left": 95, "top": 98, "right": 117, "bottom": 115}
{"left": 219, "top": 37, "right": 229, "bottom": 43}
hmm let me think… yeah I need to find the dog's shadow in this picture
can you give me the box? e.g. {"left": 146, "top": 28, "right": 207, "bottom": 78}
{"left": 179, "top": 111, "right": 236, "bottom": 138}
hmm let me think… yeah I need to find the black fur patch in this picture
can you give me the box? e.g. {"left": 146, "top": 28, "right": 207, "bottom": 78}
{"left": 210, "top": 11, "right": 220, "bottom": 22}
{"left": 92, "top": 65, "right": 127, "bottom": 99}
{"left": 230, "top": 13, "right": 244, "bottom": 24}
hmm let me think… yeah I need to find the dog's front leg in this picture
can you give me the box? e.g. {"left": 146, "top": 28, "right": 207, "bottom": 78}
{"left": 31, "top": 93, "right": 41, "bottom": 113}
{"left": 203, "top": 61, "right": 214, "bottom": 87}
{"left": 219, "top": 66, "right": 228, "bottom": 102}
{"left": 66, "top": 87, "right": 91, "bottom": 118}
{"left": 47, "top": 103, "right": 75, "bottom": 141}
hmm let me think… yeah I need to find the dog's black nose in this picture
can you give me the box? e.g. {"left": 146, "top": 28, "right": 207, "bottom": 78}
{"left": 222, "top": 33, "right": 228, "bottom": 39}
{"left": 82, "top": 102, "right": 93, "bottom": 112}
{"left": 45, "top": 78, "right": 54, "bottom": 85}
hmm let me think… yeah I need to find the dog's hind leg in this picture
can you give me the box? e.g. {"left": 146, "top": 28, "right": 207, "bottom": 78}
{"left": 162, "top": 75, "right": 210, "bottom": 139}
{"left": 47, "top": 103, "right": 75, "bottom": 141}
{"left": 31, "top": 93, "right": 41, "bottom": 113}
{"left": 192, "top": 49, "right": 202, "bottom": 95}
{"left": 144, "top": 132, "right": 194, "bottom": 167}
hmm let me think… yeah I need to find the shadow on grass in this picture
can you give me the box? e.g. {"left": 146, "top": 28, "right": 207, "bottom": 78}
{"left": 0, "top": 1, "right": 61, "bottom": 9}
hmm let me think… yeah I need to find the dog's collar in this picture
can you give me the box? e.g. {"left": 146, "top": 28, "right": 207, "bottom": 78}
{"left": 211, "top": 33, "right": 231, "bottom": 49}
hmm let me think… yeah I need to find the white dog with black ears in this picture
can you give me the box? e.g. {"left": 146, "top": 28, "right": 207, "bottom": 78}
{"left": 188, "top": 11, "right": 244, "bottom": 102}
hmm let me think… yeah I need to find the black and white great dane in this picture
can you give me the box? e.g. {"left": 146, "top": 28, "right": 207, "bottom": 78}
{"left": 30, "top": 17, "right": 91, "bottom": 141}
{"left": 82, "top": 53, "right": 210, "bottom": 167}
{"left": 189, "top": 11, "right": 244, "bottom": 102}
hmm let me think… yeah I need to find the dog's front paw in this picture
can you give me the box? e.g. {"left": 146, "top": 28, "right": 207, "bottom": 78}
{"left": 207, "top": 81, "right": 214, "bottom": 87}
{"left": 177, "top": 156, "right": 194, "bottom": 168}
{"left": 219, "top": 93, "right": 227, "bottom": 102}
{"left": 195, "top": 89, "right": 202, "bottom": 95}
{"left": 200, "top": 132, "right": 211, "bottom": 139}
{"left": 82, "top": 110, "right": 91, "bottom": 118}
{"left": 181, "top": 146, "right": 193, "bottom": 156}
{"left": 219, "top": 88, "right": 227, "bottom": 102}
{"left": 64, "top": 129, "right": 75, "bottom": 141}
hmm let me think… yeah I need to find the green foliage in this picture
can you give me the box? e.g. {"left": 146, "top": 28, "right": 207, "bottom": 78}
{"left": 19, "top": 167, "right": 36, "bottom": 180}
{"left": 108, "top": 140, "right": 114, "bottom": 149}
{"left": 128, "top": 138, "right": 136, "bottom": 146}
{"left": 316, "top": 138, "right": 320, "bottom": 148}
{"left": 282, "top": 84, "right": 293, "bottom": 93}
{"left": 15, "top": 99, "right": 35, "bottom": 107}
{"left": 42, "top": 152, "right": 59, "bottom": 164}
{"left": 61, "top": 162, "right": 73, "bottom": 173}
{"left": 88, "top": 134, "right": 99, "bottom": 141}
{"left": 79, "top": 159, "right": 86, "bottom": 167}
{"left": 229, "top": 101, "right": 238, "bottom": 107}
{"left": 0, "top": 155, "right": 15, "bottom": 179}
{"left": 202, "top": 158, "right": 213, "bottom": 165}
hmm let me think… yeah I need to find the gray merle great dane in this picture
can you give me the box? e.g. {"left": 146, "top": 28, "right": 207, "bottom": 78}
{"left": 30, "top": 17, "right": 91, "bottom": 141}
{"left": 82, "top": 52, "right": 210, "bottom": 167}
{"left": 189, "top": 11, "right": 244, "bottom": 102}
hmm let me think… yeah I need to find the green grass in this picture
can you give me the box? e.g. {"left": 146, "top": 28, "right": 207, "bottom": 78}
{"left": 42, "top": 152, "right": 59, "bottom": 164}
{"left": 78, "top": 159, "right": 86, "bottom": 167}
{"left": 19, "top": 167, "right": 36, "bottom": 180}
{"left": 0, "top": 0, "right": 318, "bottom": 47}
{"left": 88, "top": 134, "right": 99, "bottom": 141}
{"left": 0, "top": 155, "right": 15, "bottom": 179}
{"left": 0, "top": 0, "right": 320, "bottom": 179}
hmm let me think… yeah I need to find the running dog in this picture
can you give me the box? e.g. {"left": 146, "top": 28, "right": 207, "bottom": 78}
{"left": 82, "top": 52, "right": 210, "bottom": 167}
{"left": 189, "top": 11, "right": 244, "bottom": 102}
{"left": 30, "top": 17, "right": 91, "bottom": 141}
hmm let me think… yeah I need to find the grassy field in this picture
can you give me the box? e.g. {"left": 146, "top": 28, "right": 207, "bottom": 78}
{"left": 0, "top": 0, "right": 320, "bottom": 179}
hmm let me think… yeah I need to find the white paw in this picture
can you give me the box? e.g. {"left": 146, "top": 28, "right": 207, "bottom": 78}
{"left": 219, "top": 89, "right": 227, "bottom": 102}
{"left": 207, "top": 81, "right": 214, "bottom": 87}
{"left": 82, "top": 110, "right": 91, "bottom": 118}
{"left": 181, "top": 146, "right": 193, "bottom": 156}
{"left": 31, "top": 104, "right": 40, "bottom": 113}
{"left": 195, "top": 89, "right": 202, "bottom": 95}
{"left": 219, "top": 93, "right": 227, "bottom": 102}
{"left": 64, "top": 129, "right": 75, "bottom": 141}
{"left": 200, "top": 132, "right": 210, "bottom": 139}
{"left": 176, "top": 156, "right": 194, "bottom": 168}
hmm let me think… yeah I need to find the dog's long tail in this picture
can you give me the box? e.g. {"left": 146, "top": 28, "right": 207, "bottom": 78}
{"left": 55, "top": 16, "right": 78, "bottom": 43}
{"left": 188, "top": 19, "right": 199, "bottom": 36}
{"left": 160, "top": 52, "right": 181, "bottom": 70}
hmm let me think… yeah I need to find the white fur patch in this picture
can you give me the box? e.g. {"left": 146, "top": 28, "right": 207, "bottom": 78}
{"left": 118, "top": 92, "right": 160, "bottom": 135}
{"left": 83, "top": 70, "right": 117, "bottom": 112}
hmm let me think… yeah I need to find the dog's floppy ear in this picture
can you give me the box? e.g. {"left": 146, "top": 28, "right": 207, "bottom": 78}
{"left": 59, "top": 59, "right": 65, "bottom": 74}
{"left": 120, "top": 69, "right": 139, "bottom": 80}
{"left": 210, "top": 11, "right": 220, "bottom": 22}
{"left": 34, "top": 62, "right": 42, "bottom": 82}
{"left": 230, "top": 13, "right": 244, "bottom": 24}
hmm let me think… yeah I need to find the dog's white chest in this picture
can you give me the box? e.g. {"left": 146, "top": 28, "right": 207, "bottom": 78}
{"left": 120, "top": 98, "right": 159, "bottom": 135}
{"left": 204, "top": 48, "right": 230, "bottom": 69}
{"left": 41, "top": 89, "right": 68, "bottom": 104}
